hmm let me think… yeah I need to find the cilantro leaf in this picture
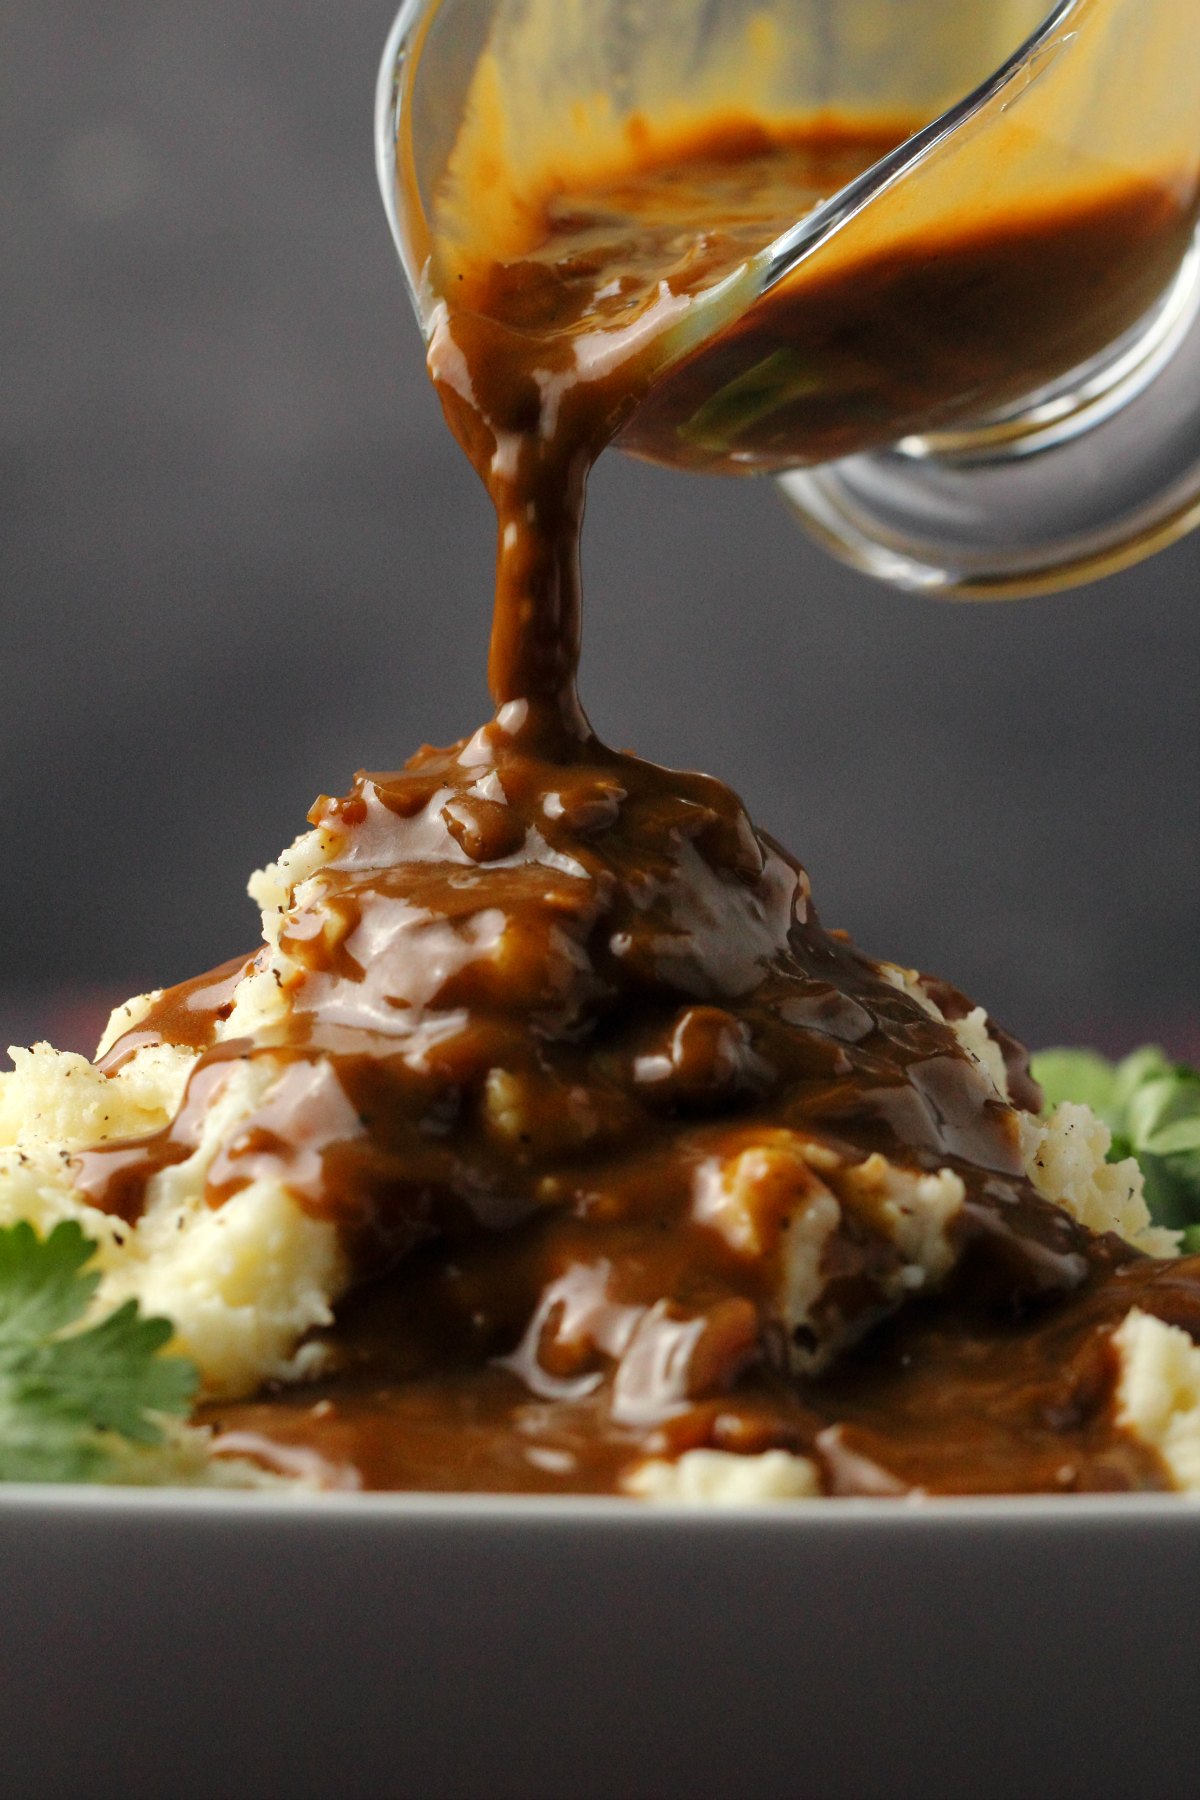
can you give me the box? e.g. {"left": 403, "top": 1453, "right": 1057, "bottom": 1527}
{"left": 0, "top": 1220, "right": 198, "bottom": 1484}
{"left": 1030, "top": 1049, "right": 1122, "bottom": 1130}
{"left": 1032, "top": 1046, "right": 1200, "bottom": 1234}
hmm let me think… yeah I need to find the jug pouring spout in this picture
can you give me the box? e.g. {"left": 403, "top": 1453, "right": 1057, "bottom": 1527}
{"left": 378, "top": 0, "right": 1200, "bottom": 597}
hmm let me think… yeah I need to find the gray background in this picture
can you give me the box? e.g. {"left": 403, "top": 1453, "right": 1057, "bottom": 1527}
{"left": 0, "top": 0, "right": 1196, "bottom": 1058}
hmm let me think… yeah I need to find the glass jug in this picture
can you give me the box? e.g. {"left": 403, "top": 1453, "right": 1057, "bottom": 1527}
{"left": 376, "top": 0, "right": 1200, "bottom": 597}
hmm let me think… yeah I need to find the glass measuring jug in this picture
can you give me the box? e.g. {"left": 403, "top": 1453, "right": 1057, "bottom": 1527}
{"left": 376, "top": 0, "right": 1200, "bottom": 597}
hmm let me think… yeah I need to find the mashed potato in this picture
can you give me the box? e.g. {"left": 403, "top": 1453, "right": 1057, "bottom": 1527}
{"left": 1114, "top": 1310, "right": 1200, "bottom": 1493}
{"left": 0, "top": 830, "right": 1192, "bottom": 1493}
{"left": 0, "top": 821, "right": 345, "bottom": 1400}
{"left": 627, "top": 1448, "right": 821, "bottom": 1503}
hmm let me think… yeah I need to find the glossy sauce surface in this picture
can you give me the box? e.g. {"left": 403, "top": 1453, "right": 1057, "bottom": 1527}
{"left": 207, "top": 1242, "right": 1198, "bottom": 1495}
{"left": 87, "top": 119, "right": 1200, "bottom": 1493}
{"left": 621, "top": 170, "right": 1200, "bottom": 471}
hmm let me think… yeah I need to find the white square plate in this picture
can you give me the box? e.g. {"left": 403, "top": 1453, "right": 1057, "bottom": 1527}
{"left": 2, "top": 1486, "right": 1197, "bottom": 1799}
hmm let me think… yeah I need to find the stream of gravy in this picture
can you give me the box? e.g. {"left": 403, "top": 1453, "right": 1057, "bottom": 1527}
{"left": 84, "top": 117, "right": 1200, "bottom": 1494}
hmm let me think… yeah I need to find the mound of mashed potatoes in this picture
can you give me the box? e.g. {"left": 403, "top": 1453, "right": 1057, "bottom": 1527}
{"left": 1, "top": 783, "right": 1197, "bottom": 1499}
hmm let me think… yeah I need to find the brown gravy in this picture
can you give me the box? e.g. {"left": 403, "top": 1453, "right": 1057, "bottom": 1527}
{"left": 207, "top": 1242, "right": 1200, "bottom": 1496}
{"left": 85, "top": 118, "right": 1200, "bottom": 1494}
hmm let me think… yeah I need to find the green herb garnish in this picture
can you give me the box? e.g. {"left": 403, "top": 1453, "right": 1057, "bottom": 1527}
{"left": 0, "top": 1219, "right": 197, "bottom": 1483}
{"left": 1032, "top": 1046, "right": 1200, "bottom": 1235}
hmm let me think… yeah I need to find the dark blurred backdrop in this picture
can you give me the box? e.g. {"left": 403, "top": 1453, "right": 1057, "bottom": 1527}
{"left": 1, "top": 1, "right": 1197, "bottom": 1058}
